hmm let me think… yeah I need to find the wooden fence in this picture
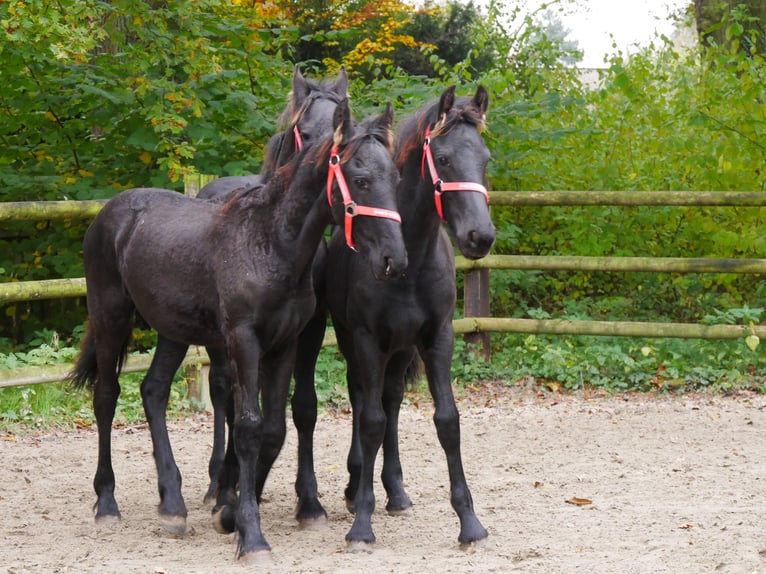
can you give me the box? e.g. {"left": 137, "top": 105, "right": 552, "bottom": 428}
{"left": 2, "top": 190, "right": 766, "bottom": 388}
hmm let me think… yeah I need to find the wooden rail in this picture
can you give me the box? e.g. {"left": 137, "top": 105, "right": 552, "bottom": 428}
{"left": 1, "top": 191, "right": 763, "bottom": 387}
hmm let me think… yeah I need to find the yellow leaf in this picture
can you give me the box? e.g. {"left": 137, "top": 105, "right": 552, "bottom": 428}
{"left": 745, "top": 334, "right": 759, "bottom": 352}
{"left": 139, "top": 151, "right": 152, "bottom": 165}
{"left": 565, "top": 497, "right": 592, "bottom": 506}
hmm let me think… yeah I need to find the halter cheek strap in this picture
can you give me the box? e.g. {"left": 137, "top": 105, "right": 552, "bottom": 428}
{"left": 293, "top": 125, "right": 304, "bottom": 152}
{"left": 421, "top": 125, "right": 489, "bottom": 221}
{"left": 327, "top": 146, "right": 402, "bottom": 250}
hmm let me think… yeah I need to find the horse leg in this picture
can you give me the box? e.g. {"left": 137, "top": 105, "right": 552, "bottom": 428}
{"left": 140, "top": 335, "right": 189, "bottom": 534}
{"left": 420, "top": 328, "right": 488, "bottom": 547}
{"left": 337, "top": 327, "right": 363, "bottom": 513}
{"left": 204, "top": 346, "right": 231, "bottom": 504}
{"left": 87, "top": 293, "right": 135, "bottom": 524}
{"left": 222, "top": 325, "right": 271, "bottom": 561}
{"left": 255, "top": 345, "right": 295, "bottom": 502}
{"left": 344, "top": 332, "right": 387, "bottom": 549}
{"left": 380, "top": 349, "right": 416, "bottom": 514}
{"left": 211, "top": 384, "right": 238, "bottom": 535}
{"left": 290, "top": 308, "right": 328, "bottom": 525}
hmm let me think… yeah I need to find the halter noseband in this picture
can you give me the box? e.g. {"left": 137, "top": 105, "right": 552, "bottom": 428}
{"left": 327, "top": 145, "right": 402, "bottom": 251}
{"left": 421, "top": 125, "right": 489, "bottom": 221}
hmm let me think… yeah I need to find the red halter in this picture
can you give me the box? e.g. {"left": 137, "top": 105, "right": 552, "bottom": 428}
{"left": 293, "top": 125, "right": 304, "bottom": 152}
{"left": 327, "top": 146, "right": 402, "bottom": 250}
{"left": 421, "top": 125, "right": 489, "bottom": 221}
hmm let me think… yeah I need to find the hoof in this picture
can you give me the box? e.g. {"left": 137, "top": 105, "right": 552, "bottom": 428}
{"left": 212, "top": 505, "right": 236, "bottom": 535}
{"left": 385, "top": 503, "right": 413, "bottom": 517}
{"left": 159, "top": 514, "right": 188, "bottom": 535}
{"left": 346, "top": 540, "right": 374, "bottom": 554}
{"left": 297, "top": 515, "right": 328, "bottom": 531}
{"left": 239, "top": 549, "right": 272, "bottom": 565}
{"left": 94, "top": 514, "right": 121, "bottom": 527}
{"left": 203, "top": 491, "right": 217, "bottom": 507}
{"left": 459, "top": 534, "right": 489, "bottom": 552}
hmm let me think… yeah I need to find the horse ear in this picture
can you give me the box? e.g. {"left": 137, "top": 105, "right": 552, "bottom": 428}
{"left": 332, "top": 98, "right": 353, "bottom": 146}
{"left": 333, "top": 66, "right": 349, "bottom": 97}
{"left": 473, "top": 85, "right": 489, "bottom": 116}
{"left": 379, "top": 101, "right": 394, "bottom": 131}
{"left": 292, "top": 65, "right": 311, "bottom": 106}
{"left": 437, "top": 85, "right": 457, "bottom": 121}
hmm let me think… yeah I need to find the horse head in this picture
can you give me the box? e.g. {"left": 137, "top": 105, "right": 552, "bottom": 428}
{"left": 324, "top": 99, "right": 407, "bottom": 280}
{"left": 418, "top": 85, "right": 496, "bottom": 260}
{"left": 260, "top": 66, "right": 349, "bottom": 180}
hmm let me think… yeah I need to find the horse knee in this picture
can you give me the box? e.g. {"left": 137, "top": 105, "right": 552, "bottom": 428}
{"left": 360, "top": 410, "right": 386, "bottom": 446}
{"left": 433, "top": 406, "right": 460, "bottom": 447}
{"left": 234, "top": 415, "right": 264, "bottom": 458}
{"left": 261, "top": 421, "right": 287, "bottom": 460}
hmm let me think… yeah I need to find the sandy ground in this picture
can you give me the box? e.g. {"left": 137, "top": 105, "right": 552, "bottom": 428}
{"left": 2, "top": 382, "right": 766, "bottom": 574}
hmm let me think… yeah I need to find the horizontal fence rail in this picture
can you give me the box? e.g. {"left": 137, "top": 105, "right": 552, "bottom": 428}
{"left": 455, "top": 255, "right": 766, "bottom": 274}
{"left": 2, "top": 191, "right": 764, "bottom": 387}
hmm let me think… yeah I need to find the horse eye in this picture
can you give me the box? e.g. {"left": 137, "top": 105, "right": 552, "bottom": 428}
{"left": 354, "top": 178, "right": 369, "bottom": 189}
{"left": 438, "top": 156, "right": 449, "bottom": 166}
{"left": 301, "top": 132, "right": 311, "bottom": 141}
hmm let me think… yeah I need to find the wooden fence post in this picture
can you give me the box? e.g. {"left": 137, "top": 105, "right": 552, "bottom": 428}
{"left": 463, "top": 268, "right": 491, "bottom": 360}
{"left": 181, "top": 173, "right": 218, "bottom": 409}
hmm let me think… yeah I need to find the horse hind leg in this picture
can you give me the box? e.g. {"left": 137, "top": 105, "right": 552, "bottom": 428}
{"left": 290, "top": 309, "right": 328, "bottom": 527}
{"left": 380, "top": 349, "right": 415, "bottom": 515}
{"left": 204, "top": 346, "right": 230, "bottom": 505}
{"left": 86, "top": 294, "right": 135, "bottom": 525}
{"left": 141, "top": 335, "right": 190, "bottom": 534}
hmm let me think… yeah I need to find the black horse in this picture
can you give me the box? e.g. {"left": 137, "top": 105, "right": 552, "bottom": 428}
{"left": 69, "top": 99, "right": 407, "bottom": 562}
{"left": 196, "top": 65, "right": 347, "bottom": 508}
{"left": 324, "top": 86, "right": 495, "bottom": 549}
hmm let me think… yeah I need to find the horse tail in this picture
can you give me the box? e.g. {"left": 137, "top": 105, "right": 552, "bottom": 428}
{"left": 68, "top": 323, "right": 129, "bottom": 390}
{"left": 404, "top": 351, "right": 424, "bottom": 391}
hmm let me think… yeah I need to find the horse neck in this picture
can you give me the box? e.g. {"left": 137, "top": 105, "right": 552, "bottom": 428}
{"left": 398, "top": 153, "right": 445, "bottom": 263}
{"left": 219, "top": 154, "right": 330, "bottom": 278}
{"left": 274, "top": 156, "right": 331, "bottom": 272}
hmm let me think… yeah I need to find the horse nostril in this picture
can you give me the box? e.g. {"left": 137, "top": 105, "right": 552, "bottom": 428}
{"left": 468, "top": 230, "right": 479, "bottom": 247}
{"left": 385, "top": 257, "right": 393, "bottom": 277}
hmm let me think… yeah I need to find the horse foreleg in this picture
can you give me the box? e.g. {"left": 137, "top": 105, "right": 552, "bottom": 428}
{"left": 345, "top": 332, "right": 386, "bottom": 549}
{"left": 420, "top": 329, "right": 488, "bottom": 547}
{"left": 205, "top": 346, "right": 231, "bottom": 504}
{"left": 141, "top": 335, "right": 189, "bottom": 534}
{"left": 380, "top": 349, "right": 415, "bottom": 515}
{"left": 227, "top": 326, "right": 271, "bottom": 561}
{"left": 336, "top": 327, "right": 363, "bottom": 513}
{"left": 291, "top": 310, "right": 328, "bottom": 525}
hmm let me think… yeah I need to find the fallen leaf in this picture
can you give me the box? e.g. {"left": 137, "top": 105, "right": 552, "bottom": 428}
{"left": 565, "top": 497, "right": 592, "bottom": 506}
{"left": 679, "top": 523, "right": 694, "bottom": 530}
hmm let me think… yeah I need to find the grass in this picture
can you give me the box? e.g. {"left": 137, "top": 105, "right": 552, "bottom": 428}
{"left": 2, "top": 324, "right": 765, "bottom": 434}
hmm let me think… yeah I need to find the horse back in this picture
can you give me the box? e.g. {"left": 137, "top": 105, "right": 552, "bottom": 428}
{"left": 85, "top": 188, "right": 226, "bottom": 345}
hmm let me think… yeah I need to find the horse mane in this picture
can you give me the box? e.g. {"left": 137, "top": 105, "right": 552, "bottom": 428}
{"left": 393, "top": 95, "right": 486, "bottom": 172}
{"left": 220, "top": 113, "right": 393, "bottom": 218}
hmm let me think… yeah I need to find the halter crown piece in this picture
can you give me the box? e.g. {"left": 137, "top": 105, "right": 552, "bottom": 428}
{"left": 421, "top": 125, "right": 490, "bottom": 221}
{"left": 326, "top": 146, "right": 402, "bottom": 251}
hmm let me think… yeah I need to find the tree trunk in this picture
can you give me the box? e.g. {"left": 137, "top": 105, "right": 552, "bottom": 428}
{"left": 694, "top": 0, "right": 766, "bottom": 55}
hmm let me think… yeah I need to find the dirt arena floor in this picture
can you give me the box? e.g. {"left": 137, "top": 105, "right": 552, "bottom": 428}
{"left": 2, "top": 382, "right": 766, "bottom": 573}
